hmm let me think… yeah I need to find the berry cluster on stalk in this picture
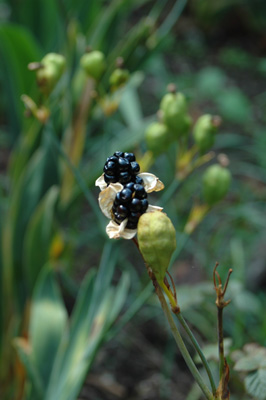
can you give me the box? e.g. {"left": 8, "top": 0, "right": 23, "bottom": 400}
{"left": 103, "top": 151, "right": 141, "bottom": 185}
{"left": 103, "top": 151, "right": 149, "bottom": 229}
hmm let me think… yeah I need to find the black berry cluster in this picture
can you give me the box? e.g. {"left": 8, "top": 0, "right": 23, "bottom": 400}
{"left": 112, "top": 183, "right": 149, "bottom": 229}
{"left": 103, "top": 151, "right": 149, "bottom": 229}
{"left": 103, "top": 151, "right": 141, "bottom": 185}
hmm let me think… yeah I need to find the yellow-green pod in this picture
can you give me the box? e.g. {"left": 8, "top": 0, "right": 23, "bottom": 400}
{"left": 80, "top": 50, "right": 106, "bottom": 81}
{"left": 36, "top": 53, "right": 66, "bottom": 95}
{"left": 137, "top": 211, "right": 176, "bottom": 283}
{"left": 145, "top": 122, "right": 171, "bottom": 156}
{"left": 109, "top": 68, "right": 130, "bottom": 88}
{"left": 193, "top": 114, "right": 218, "bottom": 154}
{"left": 202, "top": 164, "right": 231, "bottom": 206}
{"left": 160, "top": 92, "right": 191, "bottom": 138}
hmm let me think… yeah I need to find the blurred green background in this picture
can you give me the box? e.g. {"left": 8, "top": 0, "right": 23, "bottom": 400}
{"left": 1, "top": 1, "right": 266, "bottom": 399}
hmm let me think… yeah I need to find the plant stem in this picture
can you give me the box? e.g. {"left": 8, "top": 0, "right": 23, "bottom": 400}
{"left": 176, "top": 312, "right": 216, "bottom": 395}
{"left": 155, "top": 284, "right": 214, "bottom": 400}
{"left": 217, "top": 306, "right": 225, "bottom": 379}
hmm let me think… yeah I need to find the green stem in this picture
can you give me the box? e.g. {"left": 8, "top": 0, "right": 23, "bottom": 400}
{"left": 177, "top": 312, "right": 217, "bottom": 395}
{"left": 155, "top": 284, "right": 214, "bottom": 400}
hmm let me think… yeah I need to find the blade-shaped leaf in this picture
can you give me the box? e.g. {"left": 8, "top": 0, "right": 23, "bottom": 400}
{"left": 29, "top": 264, "right": 68, "bottom": 389}
{"left": 23, "top": 186, "right": 59, "bottom": 291}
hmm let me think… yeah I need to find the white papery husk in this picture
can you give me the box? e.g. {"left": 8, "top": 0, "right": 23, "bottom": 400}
{"left": 98, "top": 181, "right": 163, "bottom": 239}
{"left": 95, "top": 172, "right": 164, "bottom": 193}
{"left": 106, "top": 205, "right": 163, "bottom": 239}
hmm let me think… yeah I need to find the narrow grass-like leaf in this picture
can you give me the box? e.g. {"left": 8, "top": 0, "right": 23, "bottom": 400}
{"left": 29, "top": 264, "right": 68, "bottom": 389}
{"left": 0, "top": 23, "right": 41, "bottom": 139}
{"left": 23, "top": 186, "right": 59, "bottom": 291}
{"left": 14, "top": 338, "right": 44, "bottom": 400}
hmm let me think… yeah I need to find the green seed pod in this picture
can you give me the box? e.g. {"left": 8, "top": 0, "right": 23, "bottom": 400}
{"left": 160, "top": 92, "right": 191, "bottom": 138}
{"left": 36, "top": 53, "right": 66, "bottom": 95}
{"left": 109, "top": 68, "right": 130, "bottom": 88}
{"left": 80, "top": 50, "right": 106, "bottom": 81}
{"left": 145, "top": 122, "right": 171, "bottom": 156}
{"left": 193, "top": 114, "right": 220, "bottom": 154}
{"left": 137, "top": 211, "right": 176, "bottom": 283}
{"left": 202, "top": 164, "right": 231, "bottom": 206}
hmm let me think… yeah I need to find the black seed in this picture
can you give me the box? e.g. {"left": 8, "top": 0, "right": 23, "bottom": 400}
{"left": 129, "top": 211, "right": 142, "bottom": 220}
{"left": 118, "top": 157, "right": 130, "bottom": 171}
{"left": 130, "top": 198, "right": 142, "bottom": 212}
{"left": 135, "top": 175, "right": 143, "bottom": 185}
{"left": 107, "top": 156, "right": 118, "bottom": 163}
{"left": 124, "top": 152, "right": 135, "bottom": 162}
{"left": 119, "top": 171, "right": 132, "bottom": 183}
{"left": 114, "top": 212, "right": 125, "bottom": 224}
{"left": 141, "top": 199, "right": 149, "bottom": 212}
{"left": 114, "top": 151, "right": 124, "bottom": 157}
{"left": 120, "top": 188, "right": 133, "bottom": 202}
{"left": 104, "top": 174, "right": 117, "bottom": 184}
{"left": 133, "top": 184, "right": 147, "bottom": 199}
{"left": 126, "top": 220, "right": 138, "bottom": 229}
{"left": 130, "top": 161, "right": 140, "bottom": 174}
{"left": 117, "top": 204, "right": 128, "bottom": 217}
{"left": 125, "top": 182, "right": 135, "bottom": 191}
{"left": 104, "top": 160, "right": 117, "bottom": 171}
{"left": 114, "top": 192, "right": 122, "bottom": 205}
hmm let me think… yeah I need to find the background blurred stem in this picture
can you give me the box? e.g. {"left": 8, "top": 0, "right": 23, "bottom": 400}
{"left": 60, "top": 79, "right": 94, "bottom": 206}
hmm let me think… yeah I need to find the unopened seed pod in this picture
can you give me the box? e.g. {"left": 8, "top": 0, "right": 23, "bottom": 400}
{"left": 202, "top": 164, "right": 231, "bottom": 206}
{"left": 80, "top": 50, "right": 106, "bottom": 81}
{"left": 109, "top": 68, "right": 130, "bottom": 88}
{"left": 145, "top": 122, "right": 171, "bottom": 156}
{"left": 137, "top": 211, "right": 176, "bottom": 283}
{"left": 193, "top": 114, "right": 219, "bottom": 154}
{"left": 160, "top": 92, "right": 191, "bottom": 138}
{"left": 36, "top": 53, "right": 66, "bottom": 95}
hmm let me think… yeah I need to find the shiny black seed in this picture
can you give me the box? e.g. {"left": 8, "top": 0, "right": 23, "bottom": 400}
{"left": 125, "top": 182, "right": 135, "bottom": 191}
{"left": 118, "top": 157, "right": 130, "bottom": 171}
{"left": 128, "top": 211, "right": 141, "bottom": 222}
{"left": 107, "top": 156, "right": 118, "bottom": 163}
{"left": 114, "top": 151, "right": 124, "bottom": 157}
{"left": 133, "top": 184, "right": 147, "bottom": 199}
{"left": 120, "top": 188, "right": 133, "bottom": 202}
{"left": 126, "top": 220, "right": 138, "bottom": 229}
{"left": 104, "top": 174, "right": 117, "bottom": 184}
{"left": 114, "top": 212, "right": 125, "bottom": 224}
{"left": 114, "top": 192, "right": 122, "bottom": 205}
{"left": 130, "top": 198, "right": 142, "bottom": 212}
{"left": 135, "top": 176, "right": 143, "bottom": 185}
{"left": 130, "top": 161, "right": 140, "bottom": 174}
{"left": 105, "top": 160, "right": 117, "bottom": 171}
{"left": 141, "top": 199, "right": 149, "bottom": 212}
{"left": 119, "top": 171, "right": 132, "bottom": 183}
{"left": 117, "top": 204, "right": 128, "bottom": 217}
{"left": 124, "top": 152, "right": 135, "bottom": 162}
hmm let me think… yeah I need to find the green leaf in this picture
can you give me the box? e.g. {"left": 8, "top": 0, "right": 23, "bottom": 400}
{"left": 45, "top": 244, "right": 129, "bottom": 400}
{"left": 234, "top": 349, "right": 266, "bottom": 372}
{"left": 23, "top": 186, "right": 59, "bottom": 291}
{"left": 14, "top": 338, "right": 44, "bottom": 399}
{"left": 245, "top": 369, "right": 266, "bottom": 400}
{"left": 29, "top": 264, "right": 68, "bottom": 389}
{"left": 0, "top": 23, "right": 41, "bottom": 139}
{"left": 2, "top": 126, "right": 58, "bottom": 307}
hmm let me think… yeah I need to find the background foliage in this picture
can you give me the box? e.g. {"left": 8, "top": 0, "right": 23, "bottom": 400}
{"left": 1, "top": 0, "right": 266, "bottom": 399}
